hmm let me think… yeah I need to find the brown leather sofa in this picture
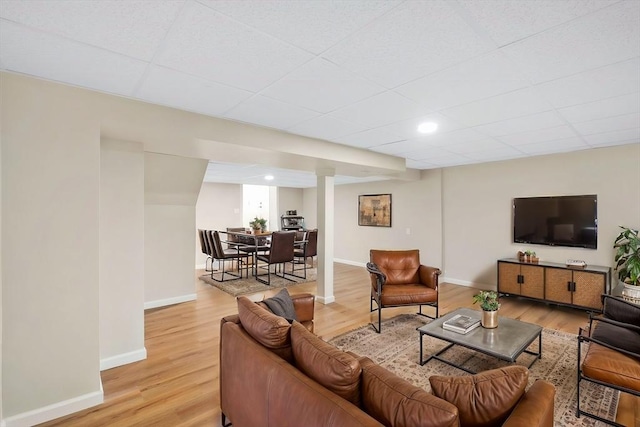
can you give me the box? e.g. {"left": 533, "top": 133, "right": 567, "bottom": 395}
{"left": 220, "top": 294, "right": 556, "bottom": 427}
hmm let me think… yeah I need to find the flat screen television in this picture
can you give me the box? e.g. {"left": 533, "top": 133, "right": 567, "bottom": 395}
{"left": 513, "top": 195, "right": 598, "bottom": 249}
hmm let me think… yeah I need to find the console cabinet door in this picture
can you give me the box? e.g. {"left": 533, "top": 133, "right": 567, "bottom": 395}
{"left": 498, "top": 262, "right": 521, "bottom": 295}
{"left": 545, "top": 268, "right": 573, "bottom": 304}
{"left": 572, "top": 271, "right": 605, "bottom": 310}
{"left": 520, "top": 265, "right": 544, "bottom": 299}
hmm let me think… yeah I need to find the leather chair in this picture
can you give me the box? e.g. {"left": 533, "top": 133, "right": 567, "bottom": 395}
{"left": 293, "top": 229, "right": 317, "bottom": 279}
{"left": 577, "top": 294, "right": 640, "bottom": 425}
{"left": 209, "top": 230, "right": 249, "bottom": 282}
{"left": 367, "top": 249, "right": 440, "bottom": 333}
{"left": 255, "top": 231, "right": 296, "bottom": 285}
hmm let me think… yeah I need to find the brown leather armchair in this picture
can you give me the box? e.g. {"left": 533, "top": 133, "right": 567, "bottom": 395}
{"left": 577, "top": 294, "right": 640, "bottom": 424}
{"left": 367, "top": 249, "right": 440, "bottom": 333}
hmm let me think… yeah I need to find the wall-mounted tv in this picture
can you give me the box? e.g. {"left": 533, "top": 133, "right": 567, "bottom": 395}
{"left": 513, "top": 195, "right": 598, "bottom": 249}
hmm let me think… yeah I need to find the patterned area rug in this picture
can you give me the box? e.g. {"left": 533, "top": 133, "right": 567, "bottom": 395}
{"left": 329, "top": 314, "right": 618, "bottom": 426}
{"left": 199, "top": 267, "right": 316, "bottom": 297}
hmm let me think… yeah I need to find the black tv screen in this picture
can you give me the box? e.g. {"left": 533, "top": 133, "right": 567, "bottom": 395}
{"left": 513, "top": 195, "right": 597, "bottom": 249}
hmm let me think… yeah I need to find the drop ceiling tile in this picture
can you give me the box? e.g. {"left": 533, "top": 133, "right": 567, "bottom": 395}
{"left": 323, "top": 0, "right": 495, "bottom": 88}
{"left": 335, "top": 128, "right": 404, "bottom": 149}
{"left": 0, "top": 21, "right": 147, "bottom": 96}
{"left": 376, "top": 113, "right": 462, "bottom": 140}
{"left": 0, "top": 0, "right": 183, "bottom": 60}
{"left": 501, "top": 1, "right": 640, "bottom": 83}
{"left": 137, "top": 66, "right": 253, "bottom": 116}
{"left": 200, "top": 0, "right": 401, "bottom": 54}
{"left": 498, "top": 125, "right": 579, "bottom": 146}
{"left": 155, "top": 1, "right": 313, "bottom": 92}
{"left": 463, "top": 146, "right": 525, "bottom": 161}
{"left": 421, "top": 128, "right": 491, "bottom": 147}
{"left": 458, "top": 0, "right": 617, "bottom": 47}
{"left": 558, "top": 93, "right": 640, "bottom": 123}
{"left": 441, "top": 87, "right": 553, "bottom": 127}
{"left": 474, "top": 111, "right": 566, "bottom": 137}
{"left": 536, "top": 58, "right": 640, "bottom": 108}
{"left": 428, "top": 155, "right": 476, "bottom": 167}
{"left": 223, "top": 95, "right": 318, "bottom": 130}
{"left": 260, "top": 58, "right": 384, "bottom": 113}
{"left": 583, "top": 129, "right": 640, "bottom": 146}
{"left": 444, "top": 138, "right": 510, "bottom": 154}
{"left": 572, "top": 113, "right": 640, "bottom": 135}
{"left": 287, "top": 115, "right": 367, "bottom": 141}
{"left": 517, "top": 137, "right": 589, "bottom": 155}
{"left": 330, "top": 91, "right": 430, "bottom": 128}
{"left": 396, "top": 51, "right": 530, "bottom": 110}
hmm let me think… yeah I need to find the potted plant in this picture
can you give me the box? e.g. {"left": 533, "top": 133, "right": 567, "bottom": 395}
{"left": 249, "top": 217, "right": 267, "bottom": 233}
{"left": 472, "top": 290, "right": 500, "bottom": 328}
{"left": 614, "top": 226, "right": 640, "bottom": 292}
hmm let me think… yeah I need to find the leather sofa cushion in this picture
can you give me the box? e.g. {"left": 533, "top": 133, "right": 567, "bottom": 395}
{"left": 429, "top": 365, "right": 528, "bottom": 427}
{"left": 291, "top": 321, "right": 362, "bottom": 406}
{"left": 358, "top": 356, "right": 458, "bottom": 427}
{"left": 237, "top": 296, "right": 292, "bottom": 362}
{"left": 582, "top": 342, "right": 640, "bottom": 392}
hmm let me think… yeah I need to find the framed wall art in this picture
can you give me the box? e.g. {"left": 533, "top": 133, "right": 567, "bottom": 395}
{"left": 358, "top": 194, "right": 392, "bottom": 227}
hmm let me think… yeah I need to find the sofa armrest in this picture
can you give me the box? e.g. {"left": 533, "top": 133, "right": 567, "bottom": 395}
{"left": 291, "top": 293, "right": 315, "bottom": 322}
{"left": 503, "top": 379, "right": 555, "bottom": 427}
{"left": 418, "top": 265, "right": 441, "bottom": 289}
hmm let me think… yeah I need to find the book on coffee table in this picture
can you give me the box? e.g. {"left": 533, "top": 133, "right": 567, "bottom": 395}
{"left": 442, "top": 314, "right": 481, "bottom": 334}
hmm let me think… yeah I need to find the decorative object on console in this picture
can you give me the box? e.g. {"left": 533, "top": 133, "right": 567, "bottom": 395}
{"left": 472, "top": 290, "right": 500, "bottom": 328}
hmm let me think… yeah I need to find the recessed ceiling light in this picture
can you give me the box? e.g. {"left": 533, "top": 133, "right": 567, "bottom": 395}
{"left": 417, "top": 122, "right": 438, "bottom": 134}
{"left": 264, "top": 175, "right": 274, "bottom": 181}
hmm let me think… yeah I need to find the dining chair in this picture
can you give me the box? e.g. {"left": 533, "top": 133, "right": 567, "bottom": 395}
{"left": 255, "top": 231, "right": 296, "bottom": 285}
{"left": 198, "top": 229, "right": 213, "bottom": 271}
{"left": 293, "top": 229, "right": 317, "bottom": 279}
{"left": 209, "top": 230, "right": 249, "bottom": 282}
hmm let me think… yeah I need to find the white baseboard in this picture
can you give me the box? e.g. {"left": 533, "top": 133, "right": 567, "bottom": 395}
{"left": 441, "top": 276, "right": 495, "bottom": 290}
{"left": 100, "top": 347, "right": 147, "bottom": 371}
{"left": 144, "top": 293, "right": 196, "bottom": 310}
{"left": 2, "top": 380, "right": 103, "bottom": 427}
{"left": 316, "top": 295, "right": 336, "bottom": 304}
{"left": 333, "top": 258, "right": 366, "bottom": 268}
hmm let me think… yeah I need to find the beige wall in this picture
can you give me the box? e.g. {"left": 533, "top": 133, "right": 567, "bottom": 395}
{"left": 99, "top": 139, "right": 145, "bottom": 370}
{"left": 277, "top": 187, "right": 304, "bottom": 229}
{"left": 1, "top": 75, "right": 102, "bottom": 418}
{"left": 441, "top": 144, "right": 640, "bottom": 287}
{"left": 144, "top": 153, "right": 207, "bottom": 307}
{"left": 304, "top": 144, "right": 640, "bottom": 289}
{"left": 195, "top": 182, "right": 244, "bottom": 267}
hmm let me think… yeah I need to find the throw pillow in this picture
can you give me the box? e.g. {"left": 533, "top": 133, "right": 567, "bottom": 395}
{"left": 429, "top": 365, "right": 528, "bottom": 427}
{"left": 290, "top": 321, "right": 362, "bottom": 406}
{"left": 237, "top": 296, "right": 291, "bottom": 350}
{"left": 358, "top": 356, "right": 458, "bottom": 427}
{"left": 262, "top": 288, "right": 297, "bottom": 323}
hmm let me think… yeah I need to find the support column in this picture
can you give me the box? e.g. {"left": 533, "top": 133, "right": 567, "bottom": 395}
{"left": 316, "top": 169, "right": 335, "bottom": 304}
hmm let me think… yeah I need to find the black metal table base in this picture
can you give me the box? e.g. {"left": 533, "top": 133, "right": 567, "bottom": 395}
{"left": 418, "top": 330, "right": 542, "bottom": 374}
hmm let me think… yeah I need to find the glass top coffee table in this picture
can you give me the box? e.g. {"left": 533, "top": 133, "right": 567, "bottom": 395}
{"left": 418, "top": 308, "right": 542, "bottom": 373}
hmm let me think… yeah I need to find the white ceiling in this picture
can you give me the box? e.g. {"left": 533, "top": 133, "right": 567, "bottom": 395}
{"left": 1, "top": 0, "right": 639, "bottom": 188}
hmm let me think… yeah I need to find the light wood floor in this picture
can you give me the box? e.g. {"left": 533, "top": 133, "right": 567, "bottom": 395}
{"left": 39, "top": 263, "right": 638, "bottom": 426}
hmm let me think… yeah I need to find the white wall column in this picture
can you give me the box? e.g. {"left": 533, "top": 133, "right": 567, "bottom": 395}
{"left": 316, "top": 169, "right": 335, "bottom": 304}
